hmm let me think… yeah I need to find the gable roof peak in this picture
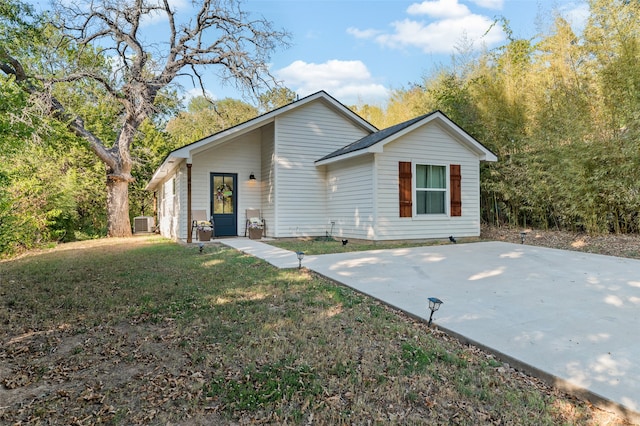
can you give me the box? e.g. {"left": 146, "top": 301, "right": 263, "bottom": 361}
{"left": 316, "top": 110, "right": 497, "bottom": 165}
{"left": 146, "top": 90, "right": 377, "bottom": 190}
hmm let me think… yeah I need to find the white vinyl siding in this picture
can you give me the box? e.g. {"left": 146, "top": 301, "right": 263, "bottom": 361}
{"left": 189, "top": 129, "right": 262, "bottom": 237}
{"left": 260, "top": 123, "right": 276, "bottom": 237}
{"left": 375, "top": 121, "right": 481, "bottom": 240}
{"left": 326, "top": 154, "right": 375, "bottom": 239}
{"left": 150, "top": 94, "right": 489, "bottom": 242}
{"left": 158, "top": 173, "right": 179, "bottom": 239}
{"left": 273, "top": 101, "right": 370, "bottom": 237}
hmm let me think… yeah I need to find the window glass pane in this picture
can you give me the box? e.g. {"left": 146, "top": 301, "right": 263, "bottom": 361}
{"left": 416, "top": 165, "right": 427, "bottom": 188}
{"left": 427, "top": 165, "right": 446, "bottom": 189}
{"left": 416, "top": 164, "right": 446, "bottom": 215}
{"left": 427, "top": 191, "right": 445, "bottom": 213}
{"left": 417, "top": 191, "right": 445, "bottom": 214}
{"left": 417, "top": 191, "right": 427, "bottom": 214}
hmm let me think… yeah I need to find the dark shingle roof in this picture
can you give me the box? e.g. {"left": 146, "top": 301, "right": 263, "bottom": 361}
{"left": 317, "top": 111, "right": 437, "bottom": 163}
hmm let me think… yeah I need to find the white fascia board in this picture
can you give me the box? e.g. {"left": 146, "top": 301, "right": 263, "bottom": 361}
{"left": 316, "top": 94, "right": 378, "bottom": 132}
{"left": 315, "top": 111, "right": 496, "bottom": 166}
{"left": 384, "top": 112, "right": 497, "bottom": 162}
{"left": 427, "top": 113, "right": 497, "bottom": 161}
{"left": 315, "top": 145, "right": 382, "bottom": 166}
{"left": 147, "top": 91, "right": 377, "bottom": 190}
{"left": 145, "top": 157, "right": 183, "bottom": 190}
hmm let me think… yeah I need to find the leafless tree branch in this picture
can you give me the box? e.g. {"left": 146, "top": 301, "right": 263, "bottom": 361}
{"left": 4, "top": 0, "right": 289, "bottom": 235}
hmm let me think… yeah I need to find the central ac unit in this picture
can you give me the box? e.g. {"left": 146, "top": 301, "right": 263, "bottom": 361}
{"left": 134, "top": 216, "right": 155, "bottom": 233}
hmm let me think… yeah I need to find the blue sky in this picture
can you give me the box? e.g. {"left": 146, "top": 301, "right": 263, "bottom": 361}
{"left": 31, "top": 0, "right": 590, "bottom": 106}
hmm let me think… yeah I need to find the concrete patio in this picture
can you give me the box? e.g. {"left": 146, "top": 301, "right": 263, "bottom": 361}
{"left": 220, "top": 238, "right": 640, "bottom": 423}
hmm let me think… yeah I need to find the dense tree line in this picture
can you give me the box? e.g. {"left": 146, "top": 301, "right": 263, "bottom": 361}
{"left": 1, "top": 0, "right": 639, "bottom": 256}
{"left": 355, "top": 0, "right": 640, "bottom": 234}
{"left": 1, "top": 0, "right": 289, "bottom": 256}
{"left": 1, "top": 0, "right": 289, "bottom": 253}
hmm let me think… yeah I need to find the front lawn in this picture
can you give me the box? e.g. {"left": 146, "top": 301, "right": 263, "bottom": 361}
{"left": 0, "top": 236, "right": 625, "bottom": 424}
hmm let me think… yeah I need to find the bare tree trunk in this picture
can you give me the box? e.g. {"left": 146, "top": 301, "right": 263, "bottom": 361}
{"left": 106, "top": 178, "right": 132, "bottom": 237}
{"left": 3, "top": 1, "right": 289, "bottom": 240}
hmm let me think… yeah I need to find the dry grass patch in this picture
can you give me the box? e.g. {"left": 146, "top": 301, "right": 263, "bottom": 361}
{"left": 0, "top": 236, "right": 630, "bottom": 424}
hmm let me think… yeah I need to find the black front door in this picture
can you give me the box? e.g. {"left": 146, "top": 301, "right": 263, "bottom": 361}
{"left": 210, "top": 173, "right": 237, "bottom": 237}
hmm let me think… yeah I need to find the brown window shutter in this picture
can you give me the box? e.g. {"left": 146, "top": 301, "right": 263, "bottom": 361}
{"left": 399, "top": 161, "right": 412, "bottom": 217}
{"left": 450, "top": 164, "right": 462, "bottom": 217}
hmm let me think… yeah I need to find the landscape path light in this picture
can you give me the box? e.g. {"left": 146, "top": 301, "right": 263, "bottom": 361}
{"left": 520, "top": 231, "right": 527, "bottom": 244}
{"left": 427, "top": 297, "right": 443, "bottom": 327}
{"left": 296, "top": 251, "right": 305, "bottom": 269}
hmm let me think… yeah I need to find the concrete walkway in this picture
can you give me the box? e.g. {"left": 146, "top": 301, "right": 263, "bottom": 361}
{"left": 220, "top": 238, "right": 640, "bottom": 422}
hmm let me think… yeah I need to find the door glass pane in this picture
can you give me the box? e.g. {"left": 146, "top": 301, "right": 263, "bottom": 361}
{"left": 213, "top": 176, "right": 223, "bottom": 214}
{"left": 223, "top": 176, "right": 234, "bottom": 214}
{"left": 213, "top": 175, "right": 234, "bottom": 214}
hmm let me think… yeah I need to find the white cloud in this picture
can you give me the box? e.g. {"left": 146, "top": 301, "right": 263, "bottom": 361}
{"left": 407, "top": 0, "right": 471, "bottom": 18}
{"left": 470, "top": 0, "right": 504, "bottom": 9}
{"left": 376, "top": 15, "right": 503, "bottom": 54}
{"left": 347, "top": 27, "right": 383, "bottom": 39}
{"left": 560, "top": 2, "right": 589, "bottom": 34}
{"left": 275, "top": 60, "right": 389, "bottom": 104}
{"left": 350, "top": 0, "right": 505, "bottom": 55}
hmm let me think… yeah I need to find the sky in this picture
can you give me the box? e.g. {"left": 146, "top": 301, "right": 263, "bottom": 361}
{"left": 30, "top": 0, "right": 590, "bottom": 107}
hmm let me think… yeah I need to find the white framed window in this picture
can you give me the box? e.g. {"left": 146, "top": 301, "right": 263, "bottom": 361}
{"left": 416, "top": 164, "right": 446, "bottom": 215}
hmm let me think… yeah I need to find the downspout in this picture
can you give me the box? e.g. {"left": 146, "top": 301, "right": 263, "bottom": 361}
{"left": 153, "top": 191, "right": 157, "bottom": 232}
{"left": 187, "top": 163, "right": 193, "bottom": 243}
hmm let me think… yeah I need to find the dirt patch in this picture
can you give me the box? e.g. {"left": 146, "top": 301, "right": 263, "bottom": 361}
{"left": 0, "top": 319, "right": 215, "bottom": 423}
{"left": 481, "top": 225, "right": 640, "bottom": 260}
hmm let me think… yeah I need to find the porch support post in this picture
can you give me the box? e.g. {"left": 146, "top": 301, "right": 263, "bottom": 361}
{"left": 187, "top": 163, "right": 193, "bottom": 243}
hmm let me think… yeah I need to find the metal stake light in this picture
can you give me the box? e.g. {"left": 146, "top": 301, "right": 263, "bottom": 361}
{"left": 520, "top": 231, "right": 527, "bottom": 244}
{"left": 296, "top": 251, "right": 305, "bottom": 269}
{"left": 427, "top": 297, "right": 443, "bottom": 327}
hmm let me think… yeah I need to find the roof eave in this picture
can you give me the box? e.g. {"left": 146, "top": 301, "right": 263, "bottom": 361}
{"left": 315, "top": 111, "right": 498, "bottom": 166}
{"left": 146, "top": 91, "right": 378, "bottom": 190}
{"left": 145, "top": 155, "right": 187, "bottom": 190}
{"left": 315, "top": 145, "right": 382, "bottom": 166}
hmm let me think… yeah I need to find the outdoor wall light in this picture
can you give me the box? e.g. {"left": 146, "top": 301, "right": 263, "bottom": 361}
{"left": 249, "top": 172, "right": 256, "bottom": 180}
{"left": 520, "top": 231, "right": 527, "bottom": 244}
{"left": 427, "top": 297, "right": 443, "bottom": 327}
{"left": 296, "top": 251, "right": 305, "bottom": 269}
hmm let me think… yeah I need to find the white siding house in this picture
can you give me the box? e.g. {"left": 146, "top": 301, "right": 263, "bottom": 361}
{"left": 146, "top": 91, "right": 497, "bottom": 242}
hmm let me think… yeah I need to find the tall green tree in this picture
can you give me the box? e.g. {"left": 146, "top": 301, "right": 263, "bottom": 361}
{"left": 1, "top": 0, "right": 289, "bottom": 237}
{"left": 258, "top": 86, "right": 297, "bottom": 113}
{"left": 165, "top": 96, "right": 258, "bottom": 146}
{"left": 379, "top": 4, "right": 640, "bottom": 233}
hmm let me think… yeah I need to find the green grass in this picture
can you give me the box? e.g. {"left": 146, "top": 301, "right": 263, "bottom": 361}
{"left": 266, "top": 236, "right": 456, "bottom": 255}
{"left": 0, "top": 236, "right": 619, "bottom": 425}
